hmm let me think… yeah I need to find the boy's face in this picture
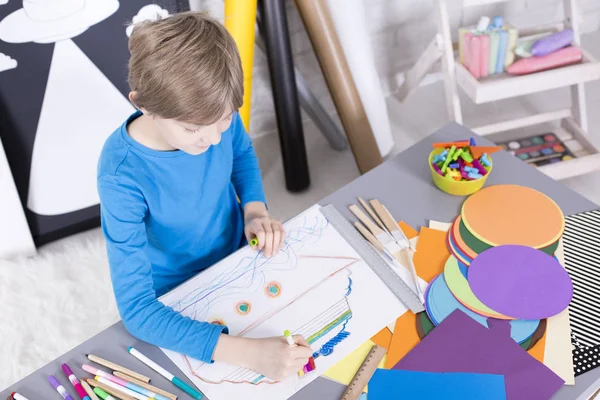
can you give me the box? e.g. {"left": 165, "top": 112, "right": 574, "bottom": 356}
{"left": 153, "top": 107, "right": 234, "bottom": 155}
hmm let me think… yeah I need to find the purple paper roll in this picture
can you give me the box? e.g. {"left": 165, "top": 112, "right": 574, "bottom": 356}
{"left": 469, "top": 245, "right": 573, "bottom": 319}
{"left": 531, "top": 28, "right": 573, "bottom": 56}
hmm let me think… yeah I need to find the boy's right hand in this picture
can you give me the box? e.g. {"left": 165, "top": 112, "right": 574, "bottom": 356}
{"left": 243, "top": 335, "right": 314, "bottom": 381}
{"left": 213, "top": 333, "right": 313, "bottom": 381}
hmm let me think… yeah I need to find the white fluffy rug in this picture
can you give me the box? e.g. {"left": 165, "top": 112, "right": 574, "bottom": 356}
{"left": 0, "top": 228, "right": 119, "bottom": 391}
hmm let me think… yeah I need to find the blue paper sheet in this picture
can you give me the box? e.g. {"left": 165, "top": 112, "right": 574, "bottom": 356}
{"left": 368, "top": 369, "right": 507, "bottom": 400}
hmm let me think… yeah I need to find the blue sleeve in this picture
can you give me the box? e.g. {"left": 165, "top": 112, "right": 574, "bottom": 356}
{"left": 230, "top": 112, "right": 267, "bottom": 207}
{"left": 98, "top": 174, "right": 227, "bottom": 363}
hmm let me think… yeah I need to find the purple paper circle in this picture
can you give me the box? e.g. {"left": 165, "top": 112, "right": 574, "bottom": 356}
{"left": 469, "top": 245, "right": 573, "bottom": 319}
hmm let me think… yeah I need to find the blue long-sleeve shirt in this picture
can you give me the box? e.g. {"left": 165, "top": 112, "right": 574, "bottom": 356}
{"left": 97, "top": 111, "right": 266, "bottom": 363}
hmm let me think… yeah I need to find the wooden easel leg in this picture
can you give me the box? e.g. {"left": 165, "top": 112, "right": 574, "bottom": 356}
{"left": 434, "top": 0, "right": 463, "bottom": 124}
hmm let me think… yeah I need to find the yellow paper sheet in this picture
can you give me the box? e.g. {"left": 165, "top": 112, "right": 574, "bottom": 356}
{"left": 323, "top": 340, "right": 386, "bottom": 392}
{"left": 428, "top": 220, "right": 452, "bottom": 231}
{"left": 545, "top": 241, "right": 575, "bottom": 385}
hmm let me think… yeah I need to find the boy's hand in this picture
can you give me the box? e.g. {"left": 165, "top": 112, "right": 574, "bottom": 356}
{"left": 214, "top": 334, "right": 313, "bottom": 381}
{"left": 244, "top": 335, "right": 313, "bottom": 381}
{"left": 244, "top": 202, "right": 285, "bottom": 257}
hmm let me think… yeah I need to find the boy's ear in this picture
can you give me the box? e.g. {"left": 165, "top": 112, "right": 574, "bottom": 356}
{"left": 128, "top": 91, "right": 138, "bottom": 108}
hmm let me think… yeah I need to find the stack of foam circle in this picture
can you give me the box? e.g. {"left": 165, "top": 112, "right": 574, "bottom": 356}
{"left": 418, "top": 184, "right": 574, "bottom": 350}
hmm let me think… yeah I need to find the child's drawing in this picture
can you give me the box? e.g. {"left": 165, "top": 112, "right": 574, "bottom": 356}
{"left": 159, "top": 205, "right": 406, "bottom": 400}
{"left": 0, "top": 0, "right": 135, "bottom": 216}
{"left": 0, "top": 52, "right": 16, "bottom": 72}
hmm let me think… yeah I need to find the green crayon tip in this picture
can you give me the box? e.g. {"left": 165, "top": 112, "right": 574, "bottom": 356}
{"left": 284, "top": 329, "right": 291, "bottom": 337}
{"left": 250, "top": 238, "right": 259, "bottom": 247}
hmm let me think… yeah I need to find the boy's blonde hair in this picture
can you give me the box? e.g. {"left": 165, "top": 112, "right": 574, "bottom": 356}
{"left": 128, "top": 11, "right": 243, "bottom": 125}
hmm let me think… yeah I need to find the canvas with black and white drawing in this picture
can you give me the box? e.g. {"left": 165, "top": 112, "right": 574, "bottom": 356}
{"left": 0, "top": 0, "right": 187, "bottom": 245}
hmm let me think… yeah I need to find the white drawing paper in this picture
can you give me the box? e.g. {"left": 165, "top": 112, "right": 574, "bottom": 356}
{"left": 159, "top": 205, "right": 406, "bottom": 400}
{"left": 126, "top": 4, "right": 169, "bottom": 37}
{"left": 0, "top": 52, "right": 16, "bottom": 72}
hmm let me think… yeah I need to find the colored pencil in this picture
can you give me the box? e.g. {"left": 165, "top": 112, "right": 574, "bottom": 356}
{"left": 113, "top": 372, "right": 177, "bottom": 400}
{"left": 86, "top": 379, "right": 136, "bottom": 400}
{"left": 86, "top": 354, "right": 150, "bottom": 383}
{"left": 80, "top": 379, "right": 101, "bottom": 400}
{"left": 94, "top": 377, "right": 151, "bottom": 400}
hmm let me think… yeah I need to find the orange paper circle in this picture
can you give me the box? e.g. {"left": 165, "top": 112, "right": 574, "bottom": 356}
{"left": 461, "top": 185, "right": 565, "bottom": 248}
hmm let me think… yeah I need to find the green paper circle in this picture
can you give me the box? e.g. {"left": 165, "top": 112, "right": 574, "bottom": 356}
{"left": 459, "top": 218, "right": 558, "bottom": 256}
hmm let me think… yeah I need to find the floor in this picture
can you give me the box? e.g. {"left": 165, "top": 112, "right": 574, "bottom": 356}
{"left": 2, "top": 32, "right": 600, "bottom": 391}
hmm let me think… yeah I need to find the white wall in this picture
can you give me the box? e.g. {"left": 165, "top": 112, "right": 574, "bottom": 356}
{"left": 189, "top": 0, "right": 600, "bottom": 138}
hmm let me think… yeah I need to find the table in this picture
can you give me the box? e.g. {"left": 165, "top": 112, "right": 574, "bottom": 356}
{"left": 3, "top": 122, "right": 599, "bottom": 400}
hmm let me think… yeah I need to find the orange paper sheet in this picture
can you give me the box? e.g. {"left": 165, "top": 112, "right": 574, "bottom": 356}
{"left": 385, "top": 312, "right": 420, "bottom": 368}
{"left": 384, "top": 226, "right": 452, "bottom": 368}
{"left": 398, "top": 221, "right": 418, "bottom": 239}
{"left": 371, "top": 327, "right": 393, "bottom": 350}
{"left": 469, "top": 145, "right": 501, "bottom": 159}
{"left": 413, "top": 227, "right": 451, "bottom": 282}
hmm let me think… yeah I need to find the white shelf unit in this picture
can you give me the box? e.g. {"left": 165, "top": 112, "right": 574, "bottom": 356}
{"left": 398, "top": 0, "right": 600, "bottom": 181}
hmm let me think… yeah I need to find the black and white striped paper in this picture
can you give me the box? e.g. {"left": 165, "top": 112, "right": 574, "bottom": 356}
{"left": 563, "top": 209, "right": 600, "bottom": 348}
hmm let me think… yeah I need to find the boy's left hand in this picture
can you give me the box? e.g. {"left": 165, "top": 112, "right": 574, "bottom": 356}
{"left": 244, "top": 202, "right": 285, "bottom": 257}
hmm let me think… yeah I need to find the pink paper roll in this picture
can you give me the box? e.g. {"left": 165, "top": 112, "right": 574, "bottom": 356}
{"left": 480, "top": 34, "right": 490, "bottom": 78}
{"left": 507, "top": 46, "right": 582, "bottom": 75}
{"left": 468, "top": 35, "right": 482, "bottom": 79}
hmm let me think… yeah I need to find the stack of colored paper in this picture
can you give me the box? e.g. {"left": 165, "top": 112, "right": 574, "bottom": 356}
{"left": 422, "top": 184, "right": 573, "bottom": 350}
{"left": 372, "top": 310, "right": 566, "bottom": 400}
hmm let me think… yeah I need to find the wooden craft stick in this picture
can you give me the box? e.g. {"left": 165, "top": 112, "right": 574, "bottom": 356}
{"left": 86, "top": 378, "right": 136, "bottom": 400}
{"left": 86, "top": 354, "right": 150, "bottom": 383}
{"left": 349, "top": 205, "right": 384, "bottom": 236}
{"left": 80, "top": 379, "right": 101, "bottom": 400}
{"left": 358, "top": 197, "right": 386, "bottom": 231}
{"left": 113, "top": 372, "right": 177, "bottom": 400}
{"left": 354, "top": 221, "right": 384, "bottom": 251}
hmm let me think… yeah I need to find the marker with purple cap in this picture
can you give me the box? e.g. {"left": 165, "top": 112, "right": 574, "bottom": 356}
{"left": 48, "top": 375, "right": 75, "bottom": 400}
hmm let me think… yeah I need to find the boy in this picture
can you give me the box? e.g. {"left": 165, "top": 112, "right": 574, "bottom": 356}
{"left": 97, "top": 12, "right": 312, "bottom": 381}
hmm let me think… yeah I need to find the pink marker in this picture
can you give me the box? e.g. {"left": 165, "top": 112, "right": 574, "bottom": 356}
{"left": 62, "top": 363, "right": 90, "bottom": 400}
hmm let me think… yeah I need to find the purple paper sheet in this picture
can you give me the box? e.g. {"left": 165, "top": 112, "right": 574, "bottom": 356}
{"left": 469, "top": 245, "right": 573, "bottom": 319}
{"left": 393, "top": 310, "right": 564, "bottom": 400}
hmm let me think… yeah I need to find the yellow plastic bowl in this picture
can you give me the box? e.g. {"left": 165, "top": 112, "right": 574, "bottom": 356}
{"left": 429, "top": 148, "right": 492, "bottom": 196}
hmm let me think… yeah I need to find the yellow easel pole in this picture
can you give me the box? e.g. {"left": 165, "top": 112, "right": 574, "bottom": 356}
{"left": 224, "top": 0, "right": 257, "bottom": 131}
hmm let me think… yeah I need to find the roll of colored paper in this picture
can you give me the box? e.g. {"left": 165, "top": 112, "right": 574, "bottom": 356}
{"left": 507, "top": 46, "right": 582, "bottom": 75}
{"left": 469, "top": 35, "right": 482, "bottom": 79}
{"left": 479, "top": 34, "right": 490, "bottom": 78}
{"left": 294, "top": 0, "right": 383, "bottom": 173}
{"left": 326, "top": 0, "right": 394, "bottom": 156}
{"left": 224, "top": 0, "right": 257, "bottom": 130}
{"left": 496, "top": 30, "right": 508, "bottom": 74}
{"left": 531, "top": 28, "right": 574, "bottom": 57}
{"left": 488, "top": 31, "right": 499, "bottom": 75}
{"left": 504, "top": 26, "right": 518, "bottom": 67}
